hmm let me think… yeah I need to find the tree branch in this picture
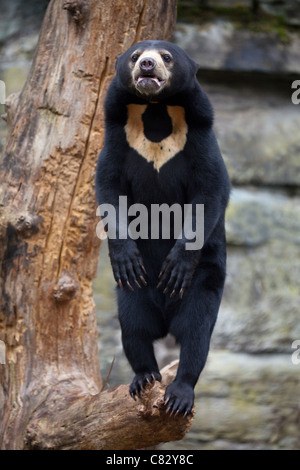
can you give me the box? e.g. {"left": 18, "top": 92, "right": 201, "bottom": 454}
{"left": 26, "top": 361, "right": 194, "bottom": 450}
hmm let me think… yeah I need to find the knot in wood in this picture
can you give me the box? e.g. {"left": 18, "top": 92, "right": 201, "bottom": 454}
{"left": 16, "top": 214, "right": 39, "bottom": 238}
{"left": 53, "top": 272, "right": 78, "bottom": 302}
{"left": 63, "top": 1, "right": 88, "bottom": 23}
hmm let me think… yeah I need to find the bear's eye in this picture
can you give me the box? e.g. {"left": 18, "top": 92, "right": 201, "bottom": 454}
{"left": 162, "top": 54, "right": 172, "bottom": 63}
{"left": 131, "top": 54, "right": 139, "bottom": 63}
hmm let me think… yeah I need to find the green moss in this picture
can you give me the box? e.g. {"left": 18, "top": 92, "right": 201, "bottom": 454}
{"left": 3, "top": 67, "right": 27, "bottom": 95}
{"left": 177, "top": 3, "right": 297, "bottom": 42}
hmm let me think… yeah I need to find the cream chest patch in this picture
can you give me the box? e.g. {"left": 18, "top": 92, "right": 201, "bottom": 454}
{"left": 125, "top": 104, "right": 188, "bottom": 171}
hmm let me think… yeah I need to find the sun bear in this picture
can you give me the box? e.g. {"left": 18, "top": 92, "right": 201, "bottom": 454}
{"left": 95, "top": 40, "right": 231, "bottom": 416}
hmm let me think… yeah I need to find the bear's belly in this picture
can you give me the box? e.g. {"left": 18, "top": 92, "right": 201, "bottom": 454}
{"left": 125, "top": 103, "right": 188, "bottom": 171}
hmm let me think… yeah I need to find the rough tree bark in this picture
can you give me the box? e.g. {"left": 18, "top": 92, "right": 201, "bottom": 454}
{"left": 0, "top": 0, "right": 193, "bottom": 450}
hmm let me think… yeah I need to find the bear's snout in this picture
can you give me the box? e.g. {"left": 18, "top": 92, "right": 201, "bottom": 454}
{"left": 139, "top": 57, "right": 157, "bottom": 73}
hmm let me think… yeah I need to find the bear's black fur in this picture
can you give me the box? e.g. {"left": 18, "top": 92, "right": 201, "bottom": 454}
{"left": 95, "top": 40, "right": 231, "bottom": 415}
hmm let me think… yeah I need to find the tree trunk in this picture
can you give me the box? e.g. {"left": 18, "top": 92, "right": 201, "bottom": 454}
{"left": 0, "top": 0, "right": 193, "bottom": 450}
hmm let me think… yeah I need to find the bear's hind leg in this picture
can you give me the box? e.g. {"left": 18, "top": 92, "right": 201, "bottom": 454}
{"left": 122, "top": 334, "right": 162, "bottom": 399}
{"left": 118, "top": 288, "right": 164, "bottom": 399}
{"left": 166, "top": 267, "right": 224, "bottom": 415}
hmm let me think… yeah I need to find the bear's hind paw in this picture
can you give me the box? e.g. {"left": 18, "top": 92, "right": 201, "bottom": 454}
{"left": 129, "top": 371, "right": 161, "bottom": 400}
{"left": 164, "top": 381, "right": 194, "bottom": 416}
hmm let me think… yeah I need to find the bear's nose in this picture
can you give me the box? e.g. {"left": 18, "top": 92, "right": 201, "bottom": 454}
{"left": 139, "top": 57, "right": 156, "bottom": 72}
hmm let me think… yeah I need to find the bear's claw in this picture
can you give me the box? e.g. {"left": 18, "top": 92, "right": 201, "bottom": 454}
{"left": 164, "top": 381, "right": 194, "bottom": 416}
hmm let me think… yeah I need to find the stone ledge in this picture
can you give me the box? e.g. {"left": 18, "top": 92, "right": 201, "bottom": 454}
{"left": 214, "top": 239, "right": 300, "bottom": 353}
{"left": 193, "top": 350, "right": 300, "bottom": 449}
{"left": 226, "top": 187, "right": 300, "bottom": 246}
{"left": 174, "top": 22, "right": 300, "bottom": 75}
{"left": 161, "top": 350, "right": 300, "bottom": 450}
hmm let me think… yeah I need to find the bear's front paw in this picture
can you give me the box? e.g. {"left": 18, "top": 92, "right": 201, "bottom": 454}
{"left": 164, "top": 381, "right": 194, "bottom": 416}
{"left": 108, "top": 240, "right": 147, "bottom": 291}
{"left": 129, "top": 371, "right": 162, "bottom": 399}
{"left": 157, "top": 244, "right": 201, "bottom": 299}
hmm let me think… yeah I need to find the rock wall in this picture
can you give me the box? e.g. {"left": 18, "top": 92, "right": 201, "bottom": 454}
{"left": 0, "top": 0, "right": 46, "bottom": 153}
{"left": 179, "top": 0, "right": 300, "bottom": 26}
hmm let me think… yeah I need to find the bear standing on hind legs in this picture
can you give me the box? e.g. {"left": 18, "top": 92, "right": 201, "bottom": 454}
{"left": 95, "top": 40, "right": 231, "bottom": 416}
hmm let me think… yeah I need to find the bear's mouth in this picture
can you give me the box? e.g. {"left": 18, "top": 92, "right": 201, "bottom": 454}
{"left": 135, "top": 74, "right": 165, "bottom": 88}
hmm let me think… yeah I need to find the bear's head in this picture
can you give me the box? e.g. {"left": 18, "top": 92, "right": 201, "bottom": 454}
{"left": 115, "top": 40, "right": 199, "bottom": 100}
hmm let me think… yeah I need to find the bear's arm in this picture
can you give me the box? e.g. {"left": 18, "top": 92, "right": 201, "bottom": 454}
{"left": 188, "top": 130, "right": 230, "bottom": 245}
{"left": 173, "top": 83, "right": 230, "bottom": 246}
{"left": 95, "top": 89, "right": 147, "bottom": 291}
{"left": 95, "top": 77, "right": 131, "bottom": 225}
